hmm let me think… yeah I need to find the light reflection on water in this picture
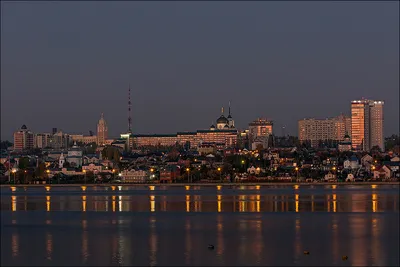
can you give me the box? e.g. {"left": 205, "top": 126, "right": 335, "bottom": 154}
{"left": 1, "top": 185, "right": 399, "bottom": 266}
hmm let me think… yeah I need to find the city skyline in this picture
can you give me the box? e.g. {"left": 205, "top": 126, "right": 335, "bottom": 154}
{"left": 1, "top": 1, "right": 399, "bottom": 141}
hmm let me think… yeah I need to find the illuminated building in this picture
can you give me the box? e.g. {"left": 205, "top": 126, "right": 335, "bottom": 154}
{"left": 248, "top": 118, "right": 273, "bottom": 150}
{"left": 125, "top": 105, "right": 238, "bottom": 149}
{"left": 97, "top": 113, "right": 108, "bottom": 146}
{"left": 351, "top": 99, "right": 384, "bottom": 151}
{"left": 298, "top": 115, "right": 351, "bottom": 147}
{"left": 13, "top": 125, "right": 34, "bottom": 150}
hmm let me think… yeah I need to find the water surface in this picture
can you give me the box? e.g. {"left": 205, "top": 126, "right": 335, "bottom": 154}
{"left": 1, "top": 185, "right": 399, "bottom": 266}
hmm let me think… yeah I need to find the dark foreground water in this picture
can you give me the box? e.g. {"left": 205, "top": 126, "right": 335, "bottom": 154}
{"left": 1, "top": 184, "right": 399, "bottom": 266}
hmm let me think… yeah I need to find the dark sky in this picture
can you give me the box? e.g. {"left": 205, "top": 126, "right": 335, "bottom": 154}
{"left": 1, "top": 1, "right": 399, "bottom": 141}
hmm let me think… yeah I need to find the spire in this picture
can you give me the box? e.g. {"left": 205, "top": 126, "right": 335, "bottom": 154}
{"left": 228, "top": 101, "right": 231, "bottom": 116}
{"left": 221, "top": 107, "right": 224, "bottom": 115}
{"left": 101, "top": 112, "right": 104, "bottom": 119}
{"left": 128, "top": 84, "right": 132, "bottom": 133}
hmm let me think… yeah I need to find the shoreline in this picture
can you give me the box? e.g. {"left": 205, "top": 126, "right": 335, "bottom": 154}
{"left": 1, "top": 182, "right": 399, "bottom": 188}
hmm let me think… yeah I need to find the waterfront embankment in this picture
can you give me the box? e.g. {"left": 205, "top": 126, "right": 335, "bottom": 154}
{"left": 1, "top": 182, "right": 399, "bottom": 188}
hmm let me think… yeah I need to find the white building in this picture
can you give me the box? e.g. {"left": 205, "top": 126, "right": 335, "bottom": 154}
{"left": 66, "top": 142, "right": 83, "bottom": 167}
{"left": 120, "top": 169, "right": 149, "bottom": 183}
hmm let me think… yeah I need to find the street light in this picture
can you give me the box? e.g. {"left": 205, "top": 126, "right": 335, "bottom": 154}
{"left": 46, "top": 169, "right": 50, "bottom": 184}
{"left": 24, "top": 170, "right": 27, "bottom": 184}
{"left": 217, "top": 167, "right": 222, "bottom": 183}
{"left": 295, "top": 167, "right": 299, "bottom": 181}
{"left": 332, "top": 166, "right": 337, "bottom": 180}
{"left": 12, "top": 169, "right": 17, "bottom": 184}
{"left": 186, "top": 168, "right": 190, "bottom": 183}
{"left": 83, "top": 169, "right": 87, "bottom": 184}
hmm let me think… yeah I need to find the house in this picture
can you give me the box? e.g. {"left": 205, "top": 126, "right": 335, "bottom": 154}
{"left": 247, "top": 166, "right": 261, "bottom": 175}
{"left": 324, "top": 172, "right": 337, "bottom": 181}
{"left": 83, "top": 155, "right": 100, "bottom": 165}
{"left": 345, "top": 173, "right": 355, "bottom": 182}
{"left": 373, "top": 165, "right": 392, "bottom": 179}
{"left": 361, "top": 154, "right": 373, "bottom": 168}
{"left": 160, "top": 165, "right": 180, "bottom": 183}
{"left": 82, "top": 163, "right": 104, "bottom": 173}
{"left": 382, "top": 161, "right": 400, "bottom": 172}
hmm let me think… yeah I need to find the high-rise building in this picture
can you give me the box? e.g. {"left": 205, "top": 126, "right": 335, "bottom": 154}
{"left": 97, "top": 113, "right": 108, "bottom": 145}
{"left": 298, "top": 115, "right": 351, "bottom": 147}
{"left": 351, "top": 99, "right": 384, "bottom": 151}
{"left": 13, "top": 125, "right": 34, "bottom": 150}
{"left": 369, "top": 101, "right": 384, "bottom": 151}
{"left": 35, "top": 133, "right": 51, "bottom": 148}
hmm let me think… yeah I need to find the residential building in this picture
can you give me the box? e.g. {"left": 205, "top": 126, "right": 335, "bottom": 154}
{"left": 248, "top": 118, "right": 273, "bottom": 150}
{"left": 35, "top": 133, "right": 51, "bottom": 148}
{"left": 119, "top": 169, "right": 148, "bottom": 183}
{"left": 351, "top": 99, "right": 384, "bottom": 151}
{"left": 298, "top": 115, "right": 351, "bottom": 147}
{"left": 13, "top": 125, "right": 34, "bottom": 150}
{"left": 50, "top": 130, "right": 69, "bottom": 149}
{"left": 97, "top": 113, "right": 108, "bottom": 146}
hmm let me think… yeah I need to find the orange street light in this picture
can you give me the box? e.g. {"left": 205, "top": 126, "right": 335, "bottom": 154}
{"left": 295, "top": 167, "right": 299, "bottom": 171}
{"left": 217, "top": 167, "right": 221, "bottom": 172}
{"left": 332, "top": 166, "right": 337, "bottom": 171}
{"left": 46, "top": 170, "right": 50, "bottom": 174}
{"left": 150, "top": 168, "right": 154, "bottom": 173}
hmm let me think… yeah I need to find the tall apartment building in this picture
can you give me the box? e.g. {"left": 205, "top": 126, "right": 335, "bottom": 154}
{"left": 35, "top": 133, "right": 52, "bottom": 148}
{"left": 351, "top": 99, "right": 384, "bottom": 151}
{"left": 13, "top": 125, "right": 34, "bottom": 150}
{"left": 97, "top": 113, "right": 108, "bottom": 146}
{"left": 298, "top": 115, "right": 351, "bottom": 147}
{"left": 50, "top": 130, "right": 70, "bottom": 149}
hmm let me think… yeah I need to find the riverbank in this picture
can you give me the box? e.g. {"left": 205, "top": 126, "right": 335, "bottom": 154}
{"left": 1, "top": 181, "right": 399, "bottom": 188}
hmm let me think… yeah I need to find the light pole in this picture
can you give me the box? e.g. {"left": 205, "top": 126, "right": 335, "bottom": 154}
{"left": 112, "top": 169, "right": 115, "bottom": 182}
{"left": 332, "top": 166, "right": 337, "bottom": 181}
{"left": 24, "top": 170, "right": 27, "bottom": 184}
{"left": 295, "top": 167, "right": 299, "bottom": 181}
{"left": 186, "top": 168, "right": 190, "bottom": 183}
{"left": 46, "top": 170, "right": 50, "bottom": 184}
{"left": 12, "top": 169, "right": 17, "bottom": 184}
{"left": 83, "top": 170, "right": 87, "bottom": 184}
{"left": 218, "top": 167, "right": 222, "bottom": 183}
{"left": 150, "top": 168, "right": 154, "bottom": 183}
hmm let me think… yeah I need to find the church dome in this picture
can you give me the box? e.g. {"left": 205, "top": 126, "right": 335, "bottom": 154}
{"left": 223, "top": 124, "right": 230, "bottom": 129}
{"left": 210, "top": 124, "right": 215, "bottom": 129}
{"left": 227, "top": 114, "right": 232, "bottom": 119}
{"left": 21, "top": 125, "right": 27, "bottom": 130}
{"left": 217, "top": 115, "right": 228, "bottom": 124}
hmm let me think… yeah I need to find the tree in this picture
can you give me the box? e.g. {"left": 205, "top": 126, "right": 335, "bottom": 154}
{"left": 0, "top": 141, "right": 13, "bottom": 150}
{"left": 35, "top": 162, "right": 47, "bottom": 178}
{"left": 18, "top": 157, "right": 30, "bottom": 170}
{"left": 113, "top": 149, "right": 121, "bottom": 162}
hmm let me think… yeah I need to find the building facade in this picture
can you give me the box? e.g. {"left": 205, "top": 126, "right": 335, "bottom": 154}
{"left": 97, "top": 113, "right": 108, "bottom": 146}
{"left": 13, "top": 125, "right": 34, "bottom": 150}
{"left": 248, "top": 118, "right": 273, "bottom": 150}
{"left": 125, "top": 106, "right": 238, "bottom": 150}
{"left": 298, "top": 115, "right": 351, "bottom": 147}
{"left": 351, "top": 99, "right": 384, "bottom": 151}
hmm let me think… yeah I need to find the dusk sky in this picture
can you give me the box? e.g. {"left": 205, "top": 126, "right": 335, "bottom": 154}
{"left": 1, "top": 1, "right": 399, "bottom": 141}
